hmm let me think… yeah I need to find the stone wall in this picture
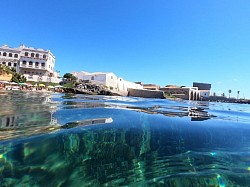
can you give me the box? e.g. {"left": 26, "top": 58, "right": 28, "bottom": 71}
{"left": 128, "top": 88, "right": 165, "bottom": 99}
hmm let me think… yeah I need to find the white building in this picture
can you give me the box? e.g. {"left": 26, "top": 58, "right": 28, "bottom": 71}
{"left": 72, "top": 71, "right": 143, "bottom": 92}
{"left": 0, "top": 44, "right": 61, "bottom": 83}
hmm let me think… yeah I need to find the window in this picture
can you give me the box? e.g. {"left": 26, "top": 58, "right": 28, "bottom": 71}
{"left": 9, "top": 53, "right": 12, "bottom": 57}
{"left": 8, "top": 62, "right": 11, "bottom": 66}
{"left": 14, "top": 63, "right": 17, "bottom": 67}
{"left": 3, "top": 52, "right": 7, "bottom": 56}
{"left": 24, "top": 71, "right": 27, "bottom": 73}
{"left": 23, "top": 61, "right": 27, "bottom": 65}
{"left": 29, "top": 61, "right": 33, "bottom": 66}
{"left": 0, "top": 52, "right": 1, "bottom": 56}
{"left": 41, "top": 63, "right": 45, "bottom": 67}
{"left": 14, "top": 54, "right": 18, "bottom": 58}
{"left": 43, "top": 55, "right": 46, "bottom": 59}
{"left": 36, "top": 53, "right": 39, "bottom": 58}
{"left": 2, "top": 62, "right": 6, "bottom": 65}
{"left": 111, "top": 76, "right": 113, "bottom": 79}
{"left": 31, "top": 53, "right": 34, "bottom": 57}
{"left": 35, "top": 62, "right": 39, "bottom": 66}
{"left": 25, "top": 52, "right": 28, "bottom": 56}
{"left": 91, "top": 76, "right": 94, "bottom": 80}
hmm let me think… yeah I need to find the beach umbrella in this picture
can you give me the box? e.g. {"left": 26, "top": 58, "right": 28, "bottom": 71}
{"left": 39, "top": 83, "right": 45, "bottom": 87}
{"left": 47, "top": 85, "right": 55, "bottom": 89}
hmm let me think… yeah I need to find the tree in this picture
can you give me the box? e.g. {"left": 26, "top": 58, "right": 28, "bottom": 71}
{"left": 63, "top": 73, "right": 73, "bottom": 79}
{"left": 11, "top": 73, "right": 27, "bottom": 83}
{"left": 228, "top": 89, "right": 232, "bottom": 98}
{"left": 237, "top": 91, "right": 240, "bottom": 99}
{"left": 63, "top": 73, "right": 77, "bottom": 82}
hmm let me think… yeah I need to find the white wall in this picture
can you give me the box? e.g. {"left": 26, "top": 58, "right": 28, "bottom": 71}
{"left": 200, "top": 91, "right": 210, "bottom": 98}
{"left": 73, "top": 71, "right": 143, "bottom": 91}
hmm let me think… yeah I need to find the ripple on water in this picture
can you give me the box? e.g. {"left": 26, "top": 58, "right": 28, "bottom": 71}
{"left": 1, "top": 92, "right": 250, "bottom": 186}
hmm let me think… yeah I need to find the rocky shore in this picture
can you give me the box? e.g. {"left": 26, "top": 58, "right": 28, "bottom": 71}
{"left": 63, "top": 83, "right": 121, "bottom": 96}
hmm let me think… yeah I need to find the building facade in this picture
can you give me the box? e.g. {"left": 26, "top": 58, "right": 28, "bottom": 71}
{"left": 193, "top": 82, "right": 211, "bottom": 98}
{"left": 72, "top": 71, "right": 143, "bottom": 92}
{"left": 0, "top": 44, "right": 60, "bottom": 83}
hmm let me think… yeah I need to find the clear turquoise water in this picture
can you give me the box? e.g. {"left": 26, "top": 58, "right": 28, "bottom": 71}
{"left": 1, "top": 91, "right": 250, "bottom": 186}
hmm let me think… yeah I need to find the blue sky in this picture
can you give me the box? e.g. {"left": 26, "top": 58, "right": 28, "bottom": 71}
{"left": 1, "top": 0, "right": 250, "bottom": 98}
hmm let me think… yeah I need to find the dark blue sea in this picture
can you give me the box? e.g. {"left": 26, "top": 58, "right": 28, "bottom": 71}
{"left": 1, "top": 91, "right": 250, "bottom": 186}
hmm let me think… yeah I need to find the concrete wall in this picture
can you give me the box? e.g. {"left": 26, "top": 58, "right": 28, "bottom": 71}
{"left": 160, "top": 87, "right": 190, "bottom": 99}
{"left": 128, "top": 88, "right": 165, "bottom": 99}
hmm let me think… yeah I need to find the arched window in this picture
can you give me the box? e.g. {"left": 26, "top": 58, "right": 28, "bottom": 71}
{"left": 9, "top": 53, "right": 12, "bottom": 57}
{"left": 35, "top": 62, "right": 39, "bottom": 66}
{"left": 31, "top": 53, "right": 34, "bottom": 57}
{"left": 14, "top": 54, "right": 18, "bottom": 58}
{"left": 29, "top": 61, "right": 33, "bottom": 66}
{"left": 2, "top": 62, "right": 6, "bottom": 65}
{"left": 8, "top": 62, "right": 11, "bottom": 66}
{"left": 43, "top": 55, "right": 46, "bottom": 59}
{"left": 36, "top": 53, "right": 39, "bottom": 58}
{"left": 0, "top": 52, "right": 1, "bottom": 56}
{"left": 3, "top": 52, "right": 7, "bottom": 56}
{"left": 14, "top": 63, "right": 17, "bottom": 67}
{"left": 25, "top": 52, "right": 28, "bottom": 56}
{"left": 22, "top": 61, "right": 26, "bottom": 65}
{"left": 41, "top": 63, "right": 45, "bottom": 67}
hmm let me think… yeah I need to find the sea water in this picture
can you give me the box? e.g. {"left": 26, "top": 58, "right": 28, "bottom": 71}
{"left": 1, "top": 91, "right": 250, "bottom": 186}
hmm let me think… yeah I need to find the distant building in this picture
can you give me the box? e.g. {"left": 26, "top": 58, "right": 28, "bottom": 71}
{"left": 160, "top": 86, "right": 200, "bottom": 100}
{"left": 193, "top": 82, "right": 211, "bottom": 90}
{"left": 193, "top": 82, "right": 211, "bottom": 98}
{"left": 72, "top": 71, "right": 143, "bottom": 92}
{"left": 142, "top": 84, "right": 160, "bottom": 90}
{"left": 0, "top": 44, "right": 61, "bottom": 83}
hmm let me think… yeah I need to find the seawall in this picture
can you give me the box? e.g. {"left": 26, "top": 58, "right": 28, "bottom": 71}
{"left": 128, "top": 88, "right": 165, "bottom": 99}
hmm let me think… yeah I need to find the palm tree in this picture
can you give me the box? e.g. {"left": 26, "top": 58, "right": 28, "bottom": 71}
{"left": 228, "top": 89, "right": 232, "bottom": 98}
{"left": 237, "top": 91, "right": 240, "bottom": 99}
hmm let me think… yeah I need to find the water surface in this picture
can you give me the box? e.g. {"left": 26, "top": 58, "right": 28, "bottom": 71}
{"left": 1, "top": 91, "right": 250, "bottom": 186}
